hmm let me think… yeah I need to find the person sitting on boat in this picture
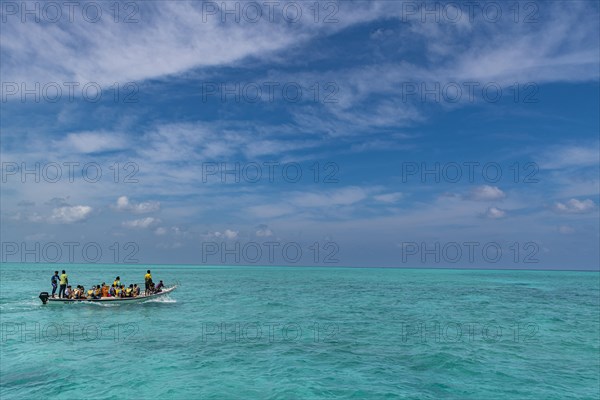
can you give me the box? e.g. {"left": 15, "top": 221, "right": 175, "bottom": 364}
{"left": 115, "top": 285, "right": 121, "bottom": 297}
{"left": 87, "top": 286, "right": 95, "bottom": 299}
{"left": 133, "top": 284, "right": 140, "bottom": 297}
{"left": 95, "top": 285, "right": 102, "bottom": 298}
{"left": 109, "top": 284, "right": 116, "bottom": 297}
{"left": 101, "top": 283, "right": 109, "bottom": 297}
{"left": 114, "top": 276, "right": 121, "bottom": 287}
{"left": 144, "top": 270, "right": 153, "bottom": 296}
{"left": 78, "top": 286, "right": 86, "bottom": 299}
{"left": 120, "top": 284, "right": 126, "bottom": 297}
{"left": 155, "top": 280, "right": 164, "bottom": 293}
{"left": 125, "top": 284, "right": 133, "bottom": 297}
{"left": 64, "top": 285, "right": 72, "bottom": 298}
{"left": 51, "top": 271, "right": 59, "bottom": 298}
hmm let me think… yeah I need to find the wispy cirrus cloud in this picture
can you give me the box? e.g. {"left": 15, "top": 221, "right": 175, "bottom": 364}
{"left": 122, "top": 217, "right": 160, "bottom": 229}
{"left": 373, "top": 192, "right": 403, "bottom": 204}
{"left": 0, "top": 1, "right": 392, "bottom": 87}
{"left": 54, "top": 132, "right": 130, "bottom": 154}
{"left": 1, "top": 2, "right": 598, "bottom": 269}
{"left": 289, "top": 187, "right": 369, "bottom": 208}
{"left": 467, "top": 185, "right": 506, "bottom": 201}
{"left": 536, "top": 143, "right": 600, "bottom": 170}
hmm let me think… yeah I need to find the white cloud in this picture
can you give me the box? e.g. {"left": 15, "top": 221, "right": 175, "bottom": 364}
{"left": 558, "top": 225, "right": 575, "bottom": 234}
{"left": 290, "top": 187, "right": 368, "bottom": 208}
{"left": 28, "top": 213, "right": 45, "bottom": 223}
{"left": 154, "top": 226, "right": 185, "bottom": 236}
{"left": 122, "top": 217, "right": 160, "bottom": 229}
{"left": 207, "top": 229, "right": 239, "bottom": 240}
{"left": 468, "top": 185, "right": 506, "bottom": 201}
{"left": 116, "top": 196, "right": 129, "bottom": 210}
{"left": 114, "top": 196, "right": 160, "bottom": 214}
{"left": 370, "top": 28, "right": 395, "bottom": 40}
{"left": 484, "top": 207, "right": 506, "bottom": 219}
{"left": 374, "top": 192, "right": 403, "bottom": 203}
{"left": 552, "top": 199, "right": 596, "bottom": 214}
{"left": 256, "top": 225, "right": 273, "bottom": 237}
{"left": 55, "top": 132, "right": 129, "bottom": 154}
{"left": 134, "top": 123, "right": 320, "bottom": 164}
{"left": 220, "top": 229, "right": 238, "bottom": 240}
{"left": 1, "top": 2, "right": 390, "bottom": 87}
{"left": 537, "top": 144, "right": 600, "bottom": 169}
{"left": 247, "top": 204, "right": 295, "bottom": 219}
{"left": 48, "top": 205, "right": 93, "bottom": 224}
{"left": 154, "top": 227, "right": 167, "bottom": 236}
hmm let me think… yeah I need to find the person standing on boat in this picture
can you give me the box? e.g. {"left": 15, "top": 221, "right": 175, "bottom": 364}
{"left": 58, "top": 270, "right": 68, "bottom": 298}
{"left": 51, "top": 271, "right": 59, "bottom": 298}
{"left": 113, "top": 276, "right": 121, "bottom": 287}
{"left": 144, "top": 270, "right": 153, "bottom": 296}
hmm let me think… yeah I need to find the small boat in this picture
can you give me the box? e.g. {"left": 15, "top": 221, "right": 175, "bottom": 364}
{"left": 38, "top": 286, "right": 177, "bottom": 305}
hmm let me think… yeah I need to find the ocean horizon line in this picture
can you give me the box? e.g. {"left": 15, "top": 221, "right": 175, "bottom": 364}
{"left": 1, "top": 262, "right": 598, "bottom": 273}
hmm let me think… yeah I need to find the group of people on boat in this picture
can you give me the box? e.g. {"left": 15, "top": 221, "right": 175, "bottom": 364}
{"left": 50, "top": 270, "right": 164, "bottom": 299}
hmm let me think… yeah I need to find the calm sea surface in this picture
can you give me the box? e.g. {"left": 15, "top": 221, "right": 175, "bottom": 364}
{"left": 1, "top": 264, "right": 599, "bottom": 399}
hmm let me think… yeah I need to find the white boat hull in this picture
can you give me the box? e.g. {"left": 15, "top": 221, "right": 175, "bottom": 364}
{"left": 39, "top": 286, "right": 177, "bottom": 304}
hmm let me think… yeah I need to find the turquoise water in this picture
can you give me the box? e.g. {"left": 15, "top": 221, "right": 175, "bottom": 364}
{"left": 1, "top": 264, "right": 598, "bottom": 399}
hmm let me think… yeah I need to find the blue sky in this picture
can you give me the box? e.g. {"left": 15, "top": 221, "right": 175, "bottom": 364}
{"left": 1, "top": 1, "right": 599, "bottom": 269}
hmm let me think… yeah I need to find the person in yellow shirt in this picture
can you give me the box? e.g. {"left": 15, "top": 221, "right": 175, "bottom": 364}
{"left": 144, "top": 270, "right": 153, "bottom": 296}
{"left": 58, "top": 270, "right": 68, "bottom": 298}
{"left": 125, "top": 285, "right": 133, "bottom": 297}
{"left": 113, "top": 276, "right": 121, "bottom": 287}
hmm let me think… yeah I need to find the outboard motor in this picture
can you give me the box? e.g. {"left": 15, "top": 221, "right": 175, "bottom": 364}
{"left": 39, "top": 292, "right": 49, "bottom": 304}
